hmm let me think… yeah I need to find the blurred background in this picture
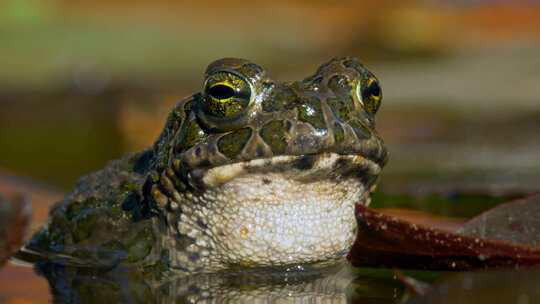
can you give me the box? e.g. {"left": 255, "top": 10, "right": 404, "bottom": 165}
{"left": 1, "top": 0, "right": 539, "bottom": 193}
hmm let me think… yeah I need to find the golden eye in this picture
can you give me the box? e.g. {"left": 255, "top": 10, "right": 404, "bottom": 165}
{"left": 202, "top": 72, "right": 252, "bottom": 118}
{"left": 208, "top": 83, "right": 235, "bottom": 100}
{"left": 357, "top": 77, "right": 382, "bottom": 115}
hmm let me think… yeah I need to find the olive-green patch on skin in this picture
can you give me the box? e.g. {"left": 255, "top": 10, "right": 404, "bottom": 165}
{"left": 65, "top": 198, "right": 98, "bottom": 221}
{"left": 108, "top": 204, "right": 124, "bottom": 219}
{"left": 363, "top": 99, "right": 380, "bottom": 116}
{"left": 348, "top": 118, "right": 371, "bottom": 140}
{"left": 184, "top": 100, "right": 193, "bottom": 114}
{"left": 327, "top": 96, "right": 354, "bottom": 122}
{"left": 65, "top": 202, "right": 84, "bottom": 221}
{"left": 159, "top": 110, "right": 183, "bottom": 147}
{"left": 262, "top": 86, "right": 297, "bottom": 113}
{"left": 297, "top": 97, "right": 325, "bottom": 131}
{"left": 333, "top": 122, "right": 345, "bottom": 143}
{"left": 259, "top": 120, "right": 289, "bottom": 154}
{"left": 327, "top": 75, "right": 352, "bottom": 96}
{"left": 176, "top": 120, "right": 206, "bottom": 153}
{"left": 152, "top": 105, "right": 188, "bottom": 169}
{"left": 217, "top": 128, "right": 252, "bottom": 159}
{"left": 125, "top": 227, "right": 154, "bottom": 263}
{"left": 72, "top": 212, "right": 98, "bottom": 243}
{"left": 121, "top": 180, "right": 141, "bottom": 193}
{"left": 33, "top": 216, "right": 67, "bottom": 250}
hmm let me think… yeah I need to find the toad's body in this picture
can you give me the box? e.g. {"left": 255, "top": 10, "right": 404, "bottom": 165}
{"left": 25, "top": 58, "right": 388, "bottom": 274}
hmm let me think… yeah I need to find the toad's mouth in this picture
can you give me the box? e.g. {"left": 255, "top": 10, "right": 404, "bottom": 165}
{"left": 186, "top": 152, "right": 382, "bottom": 192}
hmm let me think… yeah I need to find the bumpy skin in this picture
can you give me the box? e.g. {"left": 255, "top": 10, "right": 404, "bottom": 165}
{"left": 24, "top": 57, "right": 388, "bottom": 274}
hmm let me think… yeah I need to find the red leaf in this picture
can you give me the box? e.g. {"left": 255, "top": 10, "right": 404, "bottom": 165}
{"left": 348, "top": 202, "right": 540, "bottom": 270}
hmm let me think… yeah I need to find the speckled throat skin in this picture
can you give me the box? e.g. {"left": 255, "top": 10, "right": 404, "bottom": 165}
{"left": 23, "top": 57, "right": 388, "bottom": 275}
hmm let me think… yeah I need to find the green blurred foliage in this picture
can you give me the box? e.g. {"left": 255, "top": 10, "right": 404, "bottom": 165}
{"left": 0, "top": 0, "right": 53, "bottom": 26}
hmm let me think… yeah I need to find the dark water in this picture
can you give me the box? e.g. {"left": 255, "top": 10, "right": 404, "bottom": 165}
{"left": 4, "top": 258, "right": 540, "bottom": 303}
{"left": 2, "top": 260, "right": 420, "bottom": 303}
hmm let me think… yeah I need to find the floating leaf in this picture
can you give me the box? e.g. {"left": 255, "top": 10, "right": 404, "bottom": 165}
{"left": 375, "top": 208, "right": 464, "bottom": 232}
{"left": 349, "top": 195, "right": 540, "bottom": 270}
{"left": 458, "top": 194, "right": 540, "bottom": 246}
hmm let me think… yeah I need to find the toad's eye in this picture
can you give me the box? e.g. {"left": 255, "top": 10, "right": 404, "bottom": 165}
{"left": 208, "top": 84, "right": 235, "bottom": 100}
{"left": 202, "top": 72, "right": 252, "bottom": 118}
{"left": 357, "top": 77, "right": 382, "bottom": 115}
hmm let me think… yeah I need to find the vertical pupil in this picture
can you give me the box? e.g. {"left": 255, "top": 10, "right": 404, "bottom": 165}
{"left": 209, "top": 85, "right": 235, "bottom": 100}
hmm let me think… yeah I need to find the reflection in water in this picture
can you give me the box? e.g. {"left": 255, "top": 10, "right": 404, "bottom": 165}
{"left": 34, "top": 262, "right": 354, "bottom": 303}
{"left": 408, "top": 269, "right": 540, "bottom": 304}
